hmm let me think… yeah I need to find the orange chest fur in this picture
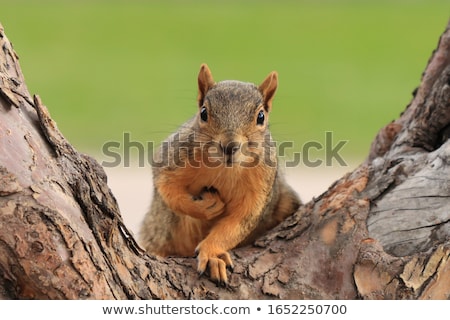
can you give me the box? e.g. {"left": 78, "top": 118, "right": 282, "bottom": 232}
{"left": 158, "top": 162, "right": 274, "bottom": 210}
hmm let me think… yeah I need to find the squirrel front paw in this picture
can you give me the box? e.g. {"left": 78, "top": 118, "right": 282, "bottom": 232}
{"left": 195, "top": 241, "right": 233, "bottom": 285}
{"left": 192, "top": 187, "right": 225, "bottom": 220}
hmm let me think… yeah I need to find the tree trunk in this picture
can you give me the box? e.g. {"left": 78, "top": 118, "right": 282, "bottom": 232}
{"left": 0, "top": 21, "right": 449, "bottom": 300}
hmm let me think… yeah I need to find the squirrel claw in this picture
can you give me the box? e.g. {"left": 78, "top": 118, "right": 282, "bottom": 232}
{"left": 195, "top": 246, "right": 231, "bottom": 285}
{"left": 205, "top": 186, "right": 218, "bottom": 194}
{"left": 216, "top": 279, "right": 227, "bottom": 288}
{"left": 190, "top": 187, "right": 225, "bottom": 220}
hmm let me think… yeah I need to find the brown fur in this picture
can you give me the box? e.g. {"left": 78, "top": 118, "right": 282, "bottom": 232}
{"left": 139, "top": 64, "right": 301, "bottom": 283}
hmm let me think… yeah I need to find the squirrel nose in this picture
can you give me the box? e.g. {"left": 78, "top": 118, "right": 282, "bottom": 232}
{"left": 222, "top": 141, "right": 240, "bottom": 156}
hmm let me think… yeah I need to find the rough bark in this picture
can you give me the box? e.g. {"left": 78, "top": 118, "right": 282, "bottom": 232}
{"left": 0, "top": 21, "right": 449, "bottom": 300}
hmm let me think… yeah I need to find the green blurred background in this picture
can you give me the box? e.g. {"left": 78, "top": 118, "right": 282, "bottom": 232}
{"left": 2, "top": 0, "right": 449, "bottom": 166}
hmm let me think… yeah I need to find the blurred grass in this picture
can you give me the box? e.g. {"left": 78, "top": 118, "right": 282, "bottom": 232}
{"left": 1, "top": 0, "right": 449, "bottom": 165}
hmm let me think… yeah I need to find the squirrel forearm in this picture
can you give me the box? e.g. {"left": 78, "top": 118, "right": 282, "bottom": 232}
{"left": 156, "top": 174, "right": 225, "bottom": 221}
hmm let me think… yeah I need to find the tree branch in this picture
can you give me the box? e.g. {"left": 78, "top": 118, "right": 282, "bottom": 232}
{"left": 0, "top": 20, "right": 449, "bottom": 300}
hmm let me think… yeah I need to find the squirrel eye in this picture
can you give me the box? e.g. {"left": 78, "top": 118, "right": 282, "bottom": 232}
{"left": 256, "top": 110, "right": 265, "bottom": 125}
{"left": 200, "top": 106, "right": 208, "bottom": 122}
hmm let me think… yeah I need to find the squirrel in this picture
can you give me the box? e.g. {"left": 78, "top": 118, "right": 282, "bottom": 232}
{"left": 139, "top": 64, "right": 301, "bottom": 284}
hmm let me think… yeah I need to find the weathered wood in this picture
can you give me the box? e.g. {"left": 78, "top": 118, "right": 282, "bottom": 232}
{"left": 0, "top": 20, "right": 449, "bottom": 299}
{"left": 0, "top": 23, "right": 180, "bottom": 299}
{"left": 367, "top": 144, "right": 450, "bottom": 256}
{"left": 365, "top": 25, "right": 450, "bottom": 257}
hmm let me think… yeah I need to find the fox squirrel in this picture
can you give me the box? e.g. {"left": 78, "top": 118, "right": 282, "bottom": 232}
{"left": 139, "top": 64, "right": 300, "bottom": 284}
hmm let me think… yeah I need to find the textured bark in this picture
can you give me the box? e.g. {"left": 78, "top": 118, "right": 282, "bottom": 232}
{"left": 0, "top": 21, "right": 449, "bottom": 300}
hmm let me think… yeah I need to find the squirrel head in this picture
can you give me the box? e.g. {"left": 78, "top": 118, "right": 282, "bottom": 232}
{"left": 194, "top": 64, "right": 278, "bottom": 167}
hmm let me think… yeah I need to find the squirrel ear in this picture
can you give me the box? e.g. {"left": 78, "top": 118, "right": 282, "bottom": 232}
{"left": 258, "top": 71, "right": 278, "bottom": 111}
{"left": 197, "top": 64, "right": 215, "bottom": 106}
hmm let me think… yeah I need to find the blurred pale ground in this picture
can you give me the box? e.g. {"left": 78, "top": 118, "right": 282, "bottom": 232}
{"left": 1, "top": 0, "right": 448, "bottom": 234}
